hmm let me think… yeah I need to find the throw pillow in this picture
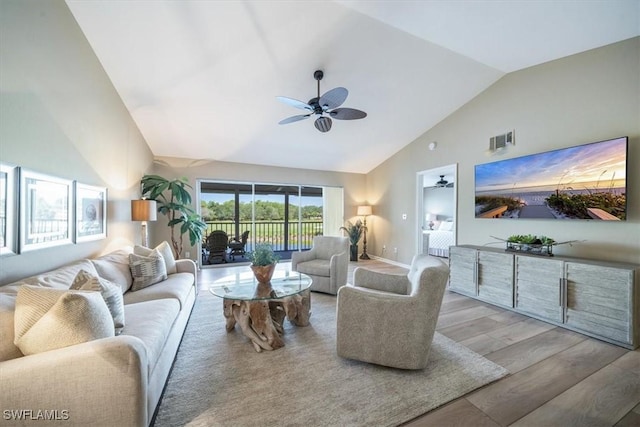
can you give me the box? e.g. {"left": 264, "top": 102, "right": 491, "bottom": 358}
{"left": 14, "top": 286, "right": 114, "bottom": 356}
{"left": 129, "top": 250, "right": 168, "bottom": 291}
{"left": 438, "top": 220, "right": 454, "bottom": 231}
{"left": 134, "top": 241, "right": 177, "bottom": 275}
{"left": 70, "top": 269, "right": 125, "bottom": 335}
{"left": 92, "top": 249, "right": 134, "bottom": 293}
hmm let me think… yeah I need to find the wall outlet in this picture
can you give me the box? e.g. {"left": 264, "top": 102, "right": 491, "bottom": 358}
{"left": 383, "top": 245, "right": 386, "bottom": 250}
{"left": 402, "top": 213, "right": 407, "bottom": 220}
{"left": 185, "top": 251, "right": 190, "bottom": 258}
{"left": 393, "top": 247, "right": 398, "bottom": 254}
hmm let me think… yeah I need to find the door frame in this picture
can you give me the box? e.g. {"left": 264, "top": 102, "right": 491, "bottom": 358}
{"left": 415, "top": 163, "right": 458, "bottom": 256}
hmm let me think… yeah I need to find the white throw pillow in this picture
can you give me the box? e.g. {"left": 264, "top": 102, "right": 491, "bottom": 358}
{"left": 129, "top": 250, "right": 168, "bottom": 291}
{"left": 134, "top": 241, "right": 177, "bottom": 275}
{"left": 438, "top": 220, "right": 454, "bottom": 231}
{"left": 14, "top": 286, "right": 114, "bottom": 356}
{"left": 92, "top": 249, "right": 134, "bottom": 293}
{"left": 70, "top": 269, "right": 125, "bottom": 335}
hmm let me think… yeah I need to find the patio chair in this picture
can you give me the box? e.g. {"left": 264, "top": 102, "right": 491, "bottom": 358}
{"left": 206, "top": 230, "right": 229, "bottom": 264}
{"left": 228, "top": 230, "right": 250, "bottom": 261}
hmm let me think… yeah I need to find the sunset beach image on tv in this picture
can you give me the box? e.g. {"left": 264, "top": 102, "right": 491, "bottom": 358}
{"left": 475, "top": 136, "right": 627, "bottom": 220}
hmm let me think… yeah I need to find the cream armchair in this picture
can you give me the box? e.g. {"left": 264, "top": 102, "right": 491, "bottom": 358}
{"left": 336, "top": 254, "right": 450, "bottom": 369}
{"left": 291, "top": 236, "right": 350, "bottom": 295}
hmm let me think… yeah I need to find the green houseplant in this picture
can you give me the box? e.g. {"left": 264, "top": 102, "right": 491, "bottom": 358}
{"left": 140, "top": 175, "right": 207, "bottom": 259}
{"left": 248, "top": 243, "right": 280, "bottom": 283}
{"left": 340, "top": 220, "right": 364, "bottom": 261}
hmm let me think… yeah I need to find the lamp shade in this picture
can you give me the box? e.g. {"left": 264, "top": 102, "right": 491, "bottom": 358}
{"left": 131, "top": 200, "right": 157, "bottom": 222}
{"left": 357, "top": 205, "right": 372, "bottom": 216}
{"left": 426, "top": 213, "right": 437, "bottom": 221}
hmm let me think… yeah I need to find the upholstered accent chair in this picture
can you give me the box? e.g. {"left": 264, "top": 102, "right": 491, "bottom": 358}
{"left": 336, "top": 254, "right": 450, "bottom": 369}
{"left": 291, "top": 236, "right": 350, "bottom": 295}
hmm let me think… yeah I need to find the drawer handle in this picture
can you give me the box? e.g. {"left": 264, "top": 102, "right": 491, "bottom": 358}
{"left": 559, "top": 278, "right": 563, "bottom": 306}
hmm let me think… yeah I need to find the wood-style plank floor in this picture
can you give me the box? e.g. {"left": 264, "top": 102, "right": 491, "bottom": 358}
{"left": 197, "top": 258, "right": 640, "bottom": 427}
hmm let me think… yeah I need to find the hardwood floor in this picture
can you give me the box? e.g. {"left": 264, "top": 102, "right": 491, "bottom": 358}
{"left": 197, "top": 258, "right": 640, "bottom": 427}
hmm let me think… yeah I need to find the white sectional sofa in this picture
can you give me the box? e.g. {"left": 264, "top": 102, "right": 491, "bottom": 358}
{"left": 0, "top": 246, "right": 197, "bottom": 426}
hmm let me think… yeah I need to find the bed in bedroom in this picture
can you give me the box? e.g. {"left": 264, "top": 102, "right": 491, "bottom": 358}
{"left": 425, "top": 219, "right": 455, "bottom": 257}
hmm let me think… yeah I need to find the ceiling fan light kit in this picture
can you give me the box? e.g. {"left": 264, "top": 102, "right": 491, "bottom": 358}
{"left": 314, "top": 116, "right": 332, "bottom": 132}
{"left": 277, "top": 70, "right": 367, "bottom": 133}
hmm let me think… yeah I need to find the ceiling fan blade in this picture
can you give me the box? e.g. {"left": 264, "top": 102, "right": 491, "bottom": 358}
{"left": 319, "top": 87, "right": 348, "bottom": 110}
{"left": 329, "top": 108, "right": 367, "bottom": 120}
{"left": 278, "top": 114, "right": 311, "bottom": 125}
{"left": 276, "top": 96, "right": 312, "bottom": 111}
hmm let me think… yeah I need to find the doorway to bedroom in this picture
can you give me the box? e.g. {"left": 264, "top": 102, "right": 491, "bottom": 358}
{"left": 416, "top": 164, "right": 458, "bottom": 258}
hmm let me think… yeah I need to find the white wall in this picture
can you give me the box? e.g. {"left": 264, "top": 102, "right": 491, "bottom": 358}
{"left": 424, "top": 187, "right": 455, "bottom": 226}
{"left": 0, "top": 0, "right": 154, "bottom": 285}
{"left": 368, "top": 37, "right": 640, "bottom": 265}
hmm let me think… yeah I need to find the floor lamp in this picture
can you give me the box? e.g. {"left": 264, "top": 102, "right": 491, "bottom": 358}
{"left": 357, "top": 205, "right": 372, "bottom": 260}
{"left": 131, "top": 199, "right": 157, "bottom": 247}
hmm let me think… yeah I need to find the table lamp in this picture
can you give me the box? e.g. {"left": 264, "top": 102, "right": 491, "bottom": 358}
{"left": 427, "top": 213, "right": 437, "bottom": 230}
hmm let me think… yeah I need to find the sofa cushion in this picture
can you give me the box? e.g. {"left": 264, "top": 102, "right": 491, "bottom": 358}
{"left": 129, "top": 250, "right": 167, "bottom": 291}
{"left": 134, "top": 241, "right": 177, "bottom": 275}
{"left": 70, "top": 270, "right": 125, "bottom": 335}
{"left": 92, "top": 249, "right": 134, "bottom": 293}
{"left": 296, "top": 259, "right": 331, "bottom": 277}
{"left": 14, "top": 286, "right": 114, "bottom": 356}
{"left": 123, "top": 273, "right": 194, "bottom": 309}
{"left": 20, "top": 259, "right": 99, "bottom": 290}
{"left": 122, "top": 298, "right": 180, "bottom": 374}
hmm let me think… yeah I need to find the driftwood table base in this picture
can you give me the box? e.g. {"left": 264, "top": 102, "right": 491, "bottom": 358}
{"left": 223, "top": 286, "right": 311, "bottom": 352}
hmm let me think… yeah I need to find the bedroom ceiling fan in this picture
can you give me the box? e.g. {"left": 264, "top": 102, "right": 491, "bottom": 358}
{"left": 277, "top": 70, "right": 367, "bottom": 133}
{"left": 435, "top": 175, "right": 454, "bottom": 188}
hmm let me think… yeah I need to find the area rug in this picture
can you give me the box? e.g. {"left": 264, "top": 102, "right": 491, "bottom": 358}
{"left": 153, "top": 292, "right": 508, "bottom": 427}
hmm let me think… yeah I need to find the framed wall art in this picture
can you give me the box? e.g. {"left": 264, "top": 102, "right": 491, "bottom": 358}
{"left": 0, "top": 163, "right": 19, "bottom": 256}
{"left": 20, "top": 170, "right": 73, "bottom": 252}
{"left": 75, "top": 183, "right": 107, "bottom": 242}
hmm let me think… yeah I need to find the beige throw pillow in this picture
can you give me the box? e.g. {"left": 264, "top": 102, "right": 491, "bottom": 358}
{"left": 134, "top": 241, "right": 177, "bottom": 274}
{"left": 70, "top": 269, "right": 125, "bottom": 335}
{"left": 92, "top": 249, "right": 134, "bottom": 293}
{"left": 14, "top": 286, "right": 114, "bottom": 356}
{"left": 129, "top": 250, "right": 168, "bottom": 291}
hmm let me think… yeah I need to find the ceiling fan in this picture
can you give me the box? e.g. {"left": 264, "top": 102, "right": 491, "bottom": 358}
{"left": 277, "top": 70, "right": 367, "bottom": 133}
{"left": 435, "top": 175, "right": 453, "bottom": 188}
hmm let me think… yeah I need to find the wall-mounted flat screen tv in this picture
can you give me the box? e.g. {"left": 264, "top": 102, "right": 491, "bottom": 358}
{"left": 475, "top": 136, "right": 627, "bottom": 220}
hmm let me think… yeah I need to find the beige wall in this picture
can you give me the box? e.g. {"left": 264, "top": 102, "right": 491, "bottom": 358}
{"left": 147, "top": 157, "right": 366, "bottom": 260}
{"left": 368, "top": 37, "right": 640, "bottom": 265}
{"left": 0, "top": 0, "right": 154, "bottom": 285}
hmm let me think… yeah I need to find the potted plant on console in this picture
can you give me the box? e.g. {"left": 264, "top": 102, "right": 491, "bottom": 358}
{"left": 249, "top": 243, "right": 280, "bottom": 283}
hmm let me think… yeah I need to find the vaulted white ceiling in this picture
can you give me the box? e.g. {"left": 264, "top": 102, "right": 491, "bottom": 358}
{"left": 66, "top": 0, "right": 639, "bottom": 174}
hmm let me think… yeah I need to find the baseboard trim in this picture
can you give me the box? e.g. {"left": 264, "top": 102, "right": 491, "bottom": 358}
{"left": 367, "top": 255, "right": 410, "bottom": 269}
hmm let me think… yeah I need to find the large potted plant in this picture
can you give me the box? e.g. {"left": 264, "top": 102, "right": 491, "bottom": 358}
{"left": 248, "top": 243, "right": 280, "bottom": 283}
{"left": 340, "top": 220, "right": 364, "bottom": 261}
{"left": 140, "top": 175, "right": 206, "bottom": 259}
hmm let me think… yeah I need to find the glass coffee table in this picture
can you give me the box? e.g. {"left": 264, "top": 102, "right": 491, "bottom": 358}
{"left": 209, "top": 270, "right": 312, "bottom": 352}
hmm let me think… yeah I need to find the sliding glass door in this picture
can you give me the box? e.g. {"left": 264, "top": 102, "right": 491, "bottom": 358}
{"left": 198, "top": 181, "right": 332, "bottom": 265}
